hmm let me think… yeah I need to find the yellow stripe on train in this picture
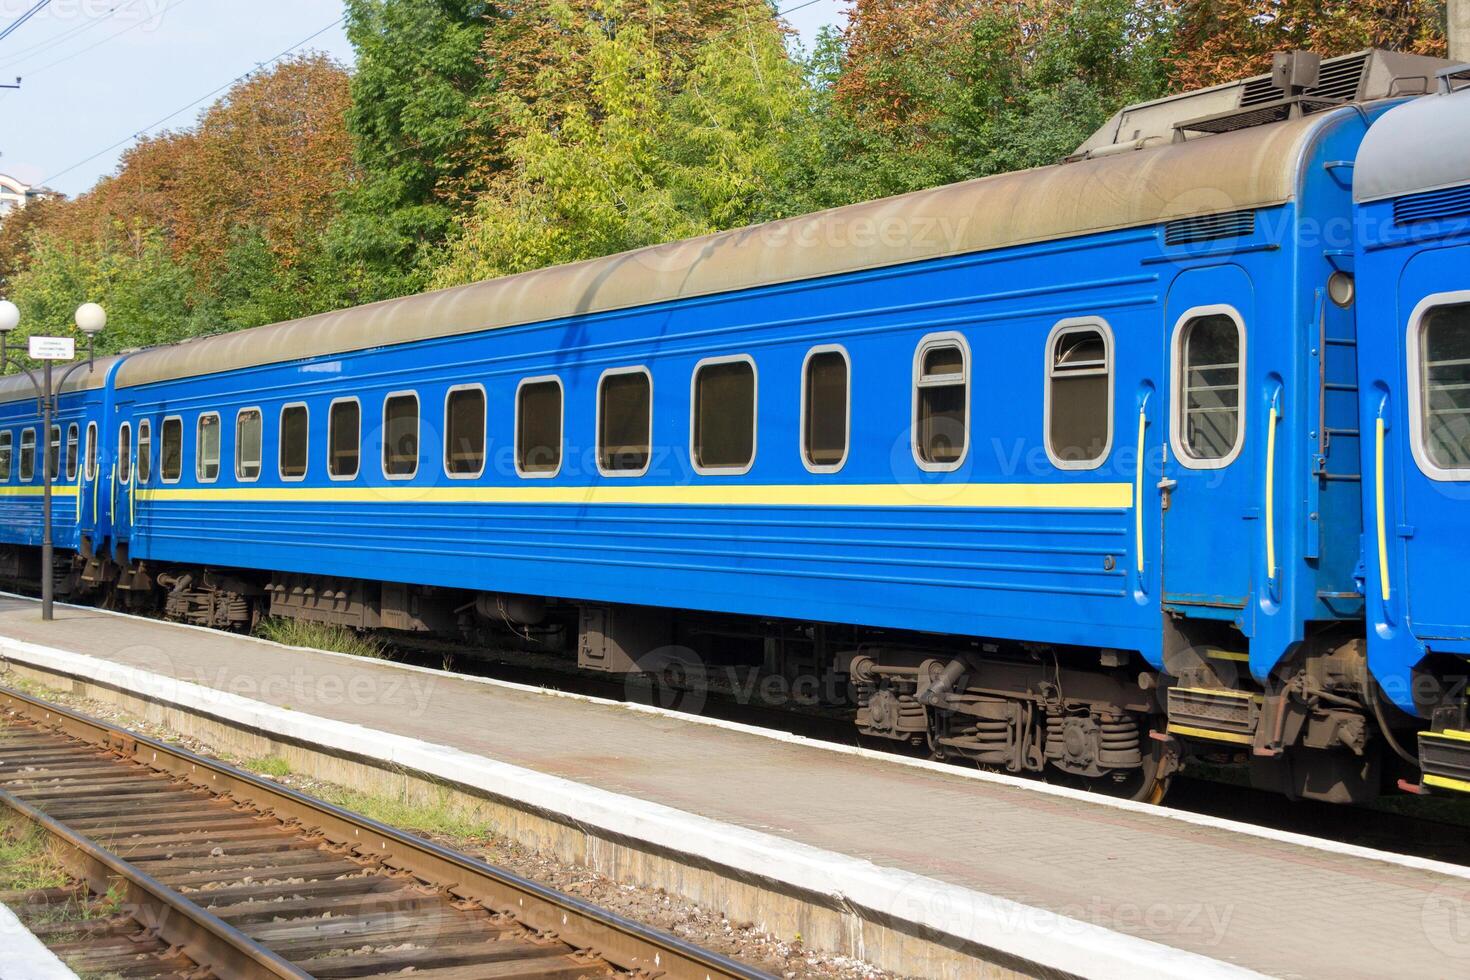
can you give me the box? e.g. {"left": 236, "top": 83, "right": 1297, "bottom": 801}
{"left": 0, "top": 485, "right": 80, "bottom": 498}
{"left": 133, "top": 482, "right": 1134, "bottom": 510}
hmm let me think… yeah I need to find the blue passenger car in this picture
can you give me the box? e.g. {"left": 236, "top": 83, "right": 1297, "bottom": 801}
{"left": 0, "top": 357, "right": 121, "bottom": 583}
{"left": 6, "top": 49, "right": 1464, "bottom": 805}
{"left": 1352, "top": 69, "right": 1470, "bottom": 792}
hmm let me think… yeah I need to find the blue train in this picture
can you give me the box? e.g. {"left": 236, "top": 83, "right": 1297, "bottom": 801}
{"left": 2, "top": 49, "right": 1467, "bottom": 804}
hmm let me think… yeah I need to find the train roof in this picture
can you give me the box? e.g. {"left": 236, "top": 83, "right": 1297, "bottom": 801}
{"left": 1354, "top": 72, "right": 1470, "bottom": 203}
{"left": 115, "top": 109, "right": 1344, "bottom": 390}
{"left": 0, "top": 355, "right": 120, "bottom": 407}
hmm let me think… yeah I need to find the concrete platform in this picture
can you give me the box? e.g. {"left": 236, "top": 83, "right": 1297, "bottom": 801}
{"left": 1, "top": 595, "right": 1467, "bottom": 979}
{"left": 0, "top": 903, "right": 79, "bottom": 980}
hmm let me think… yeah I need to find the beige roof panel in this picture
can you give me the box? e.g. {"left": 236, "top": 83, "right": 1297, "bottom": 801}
{"left": 116, "top": 110, "right": 1340, "bottom": 390}
{"left": 0, "top": 355, "right": 119, "bottom": 407}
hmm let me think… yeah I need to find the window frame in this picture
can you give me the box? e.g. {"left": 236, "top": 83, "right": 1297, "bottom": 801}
{"left": 137, "top": 419, "right": 151, "bottom": 485}
{"left": 47, "top": 424, "right": 61, "bottom": 482}
{"left": 0, "top": 430, "right": 11, "bottom": 482}
{"left": 1170, "top": 305, "right": 1247, "bottom": 470}
{"left": 117, "top": 422, "right": 132, "bottom": 485}
{"left": 160, "top": 415, "right": 183, "bottom": 484}
{"left": 596, "top": 366, "right": 654, "bottom": 478}
{"left": 235, "top": 406, "right": 264, "bottom": 483}
{"left": 381, "top": 390, "right": 420, "bottom": 481}
{"left": 278, "top": 402, "right": 309, "bottom": 483}
{"left": 19, "top": 427, "right": 35, "bottom": 482}
{"left": 1044, "top": 318, "right": 1115, "bottom": 472}
{"left": 85, "top": 421, "right": 98, "bottom": 481}
{"left": 442, "top": 384, "right": 488, "bottom": 480}
{"left": 1407, "top": 290, "right": 1470, "bottom": 481}
{"left": 195, "top": 412, "right": 222, "bottom": 484}
{"left": 513, "top": 376, "right": 562, "bottom": 480}
{"left": 328, "top": 396, "right": 362, "bottom": 482}
{"left": 689, "top": 354, "right": 758, "bottom": 477}
{"left": 911, "top": 331, "right": 971, "bottom": 473}
{"left": 66, "top": 422, "right": 79, "bottom": 482}
{"left": 800, "top": 345, "right": 851, "bottom": 474}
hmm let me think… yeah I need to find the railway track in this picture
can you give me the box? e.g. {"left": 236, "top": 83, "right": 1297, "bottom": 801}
{"left": 0, "top": 686, "right": 773, "bottom": 980}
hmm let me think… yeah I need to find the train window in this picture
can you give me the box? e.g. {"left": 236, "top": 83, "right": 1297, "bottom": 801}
{"left": 691, "top": 356, "right": 756, "bottom": 474}
{"left": 803, "top": 347, "right": 849, "bottom": 472}
{"left": 118, "top": 423, "right": 132, "bottom": 484}
{"left": 1174, "top": 310, "right": 1245, "bottom": 466}
{"left": 1046, "top": 321, "right": 1113, "bottom": 469}
{"left": 47, "top": 425, "right": 60, "bottom": 481}
{"left": 383, "top": 392, "right": 419, "bottom": 479}
{"left": 19, "top": 429, "right": 34, "bottom": 482}
{"left": 515, "top": 378, "right": 561, "bottom": 477}
{"left": 138, "top": 421, "right": 151, "bottom": 484}
{"left": 913, "top": 334, "right": 969, "bottom": 469}
{"left": 196, "top": 413, "right": 221, "bottom": 483}
{"left": 66, "top": 423, "right": 79, "bottom": 481}
{"left": 598, "top": 368, "right": 652, "bottom": 475}
{"left": 0, "top": 431, "right": 11, "bottom": 482}
{"left": 279, "top": 404, "right": 308, "bottom": 481}
{"left": 236, "top": 408, "right": 263, "bottom": 482}
{"left": 1417, "top": 301, "right": 1470, "bottom": 475}
{"left": 445, "top": 385, "right": 486, "bottom": 478}
{"left": 329, "top": 399, "right": 360, "bottom": 480}
{"left": 86, "top": 422, "right": 98, "bottom": 481}
{"left": 161, "top": 417, "right": 183, "bottom": 483}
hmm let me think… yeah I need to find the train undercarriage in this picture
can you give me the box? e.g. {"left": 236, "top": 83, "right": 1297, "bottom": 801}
{"left": 0, "top": 541, "right": 1431, "bottom": 806}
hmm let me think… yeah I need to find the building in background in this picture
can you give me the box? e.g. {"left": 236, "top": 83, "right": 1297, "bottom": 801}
{"left": 0, "top": 173, "right": 56, "bottom": 220}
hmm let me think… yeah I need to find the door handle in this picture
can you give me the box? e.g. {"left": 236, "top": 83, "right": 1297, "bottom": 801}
{"left": 1156, "top": 477, "right": 1176, "bottom": 511}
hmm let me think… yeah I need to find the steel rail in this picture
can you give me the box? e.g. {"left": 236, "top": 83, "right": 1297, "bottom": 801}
{"left": 0, "top": 685, "right": 773, "bottom": 980}
{"left": 0, "top": 773, "right": 308, "bottom": 979}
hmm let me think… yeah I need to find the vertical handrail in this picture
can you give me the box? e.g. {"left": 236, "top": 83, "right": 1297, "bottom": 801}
{"left": 1265, "top": 394, "right": 1280, "bottom": 583}
{"left": 1134, "top": 396, "right": 1149, "bottom": 575}
{"left": 108, "top": 464, "right": 115, "bottom": 526}
{"left": 1375, "top": 404, "right": 1391, "bottom": 604}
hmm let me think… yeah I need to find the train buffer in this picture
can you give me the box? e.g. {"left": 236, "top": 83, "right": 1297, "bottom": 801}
{"left": 1, "top": 592, "right": 1468, "bottom": 979}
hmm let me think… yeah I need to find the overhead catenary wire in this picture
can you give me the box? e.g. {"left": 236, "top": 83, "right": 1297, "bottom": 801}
{"left": 4, "top": 0, "right": 187, "bottom": 75}
{"left": 23, "top": 0, "right": 190, "bottom": 77}
{"left": 0, "top": 0, "right": 53, "bottom": 44}
{"left": 39, "top": 14, "right": 345, "bottom": 186}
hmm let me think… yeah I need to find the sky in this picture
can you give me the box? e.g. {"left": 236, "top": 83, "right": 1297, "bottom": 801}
{"left": 0, "top": 0, "right": 847, "bottom": 199}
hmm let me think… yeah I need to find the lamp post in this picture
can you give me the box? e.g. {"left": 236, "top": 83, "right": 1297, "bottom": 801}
{"left": 0, "top": 300, "right": 107, "bottom": 621}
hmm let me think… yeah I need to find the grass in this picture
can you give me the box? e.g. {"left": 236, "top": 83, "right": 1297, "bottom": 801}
{"left": 235, "top": 755, "right": 485, "bottom": 840}
{"left": 249, "top": 755, "right": 292, "bottom": 778}
{"left": 254, "top": 617, "right": 390, "bottom": 660}
{"left": 0, "top": 822, "right": 69, "bottom": 893}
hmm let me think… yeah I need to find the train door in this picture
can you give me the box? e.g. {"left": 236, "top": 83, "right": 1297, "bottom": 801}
{"left": 1160, "top": 266, "right": 1258, "bottom": 617}
{"left": 78, "top": 420, "right": 99, "bottom": 548}
{"left": 1396, "top": 245, "right": 1470, "bottom": 642}
{"left": 113, "top": 420, "right": 133, "bottom": 550}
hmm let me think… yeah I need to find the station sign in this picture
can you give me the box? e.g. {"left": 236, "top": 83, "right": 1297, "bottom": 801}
{"left": 27, "top": 336, "right": 76, "bottom": 361}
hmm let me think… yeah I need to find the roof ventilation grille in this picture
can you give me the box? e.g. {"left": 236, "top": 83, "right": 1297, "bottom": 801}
{"left": 1394, "top": 185, "right": 1470, "bottom": 226}
{"left": 1164, "top": 210, "right": 1257, "bottom": 247}
{"left": 1239, "top": 51, "right": 1369, "bottom": 107}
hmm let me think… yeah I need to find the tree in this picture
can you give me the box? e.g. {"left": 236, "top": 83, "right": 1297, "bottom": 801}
{"left": 326, "top": 0, "right": 499, "bottom": 302}
{"left": 769, "top": 0, "right": 1174, "bottom": 215}
{"left": 432, "top": 0, "right": 808, "bottom": 286}
{"left": 1169, "top": 0, "right": 1447, "bottom": 91}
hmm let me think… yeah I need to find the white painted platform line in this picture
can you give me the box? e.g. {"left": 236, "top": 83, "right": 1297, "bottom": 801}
{"left": 0, "top": 903, "right": 80, "bottom": 980}
{"left": 11, "top": 591, "right": 1464, "bottom": 885}
{"left": 0, "top": 634, "right": 1263, "bottom": 980}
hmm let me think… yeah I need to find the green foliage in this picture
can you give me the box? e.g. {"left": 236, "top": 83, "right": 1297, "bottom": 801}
{"left": 328, "top": 0, "right": 500, "bottom": 302}
{"left": 0, "top": 822, "right": 69, "bottom": 893}
{"left": 254, "top": 616, "right": 390, "bottom": 660}
{"left": 7, "top": 227, "right": 200, "bottom": 355}
{"left": 432, "top": 0, "right": 808, "bottom": 286}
